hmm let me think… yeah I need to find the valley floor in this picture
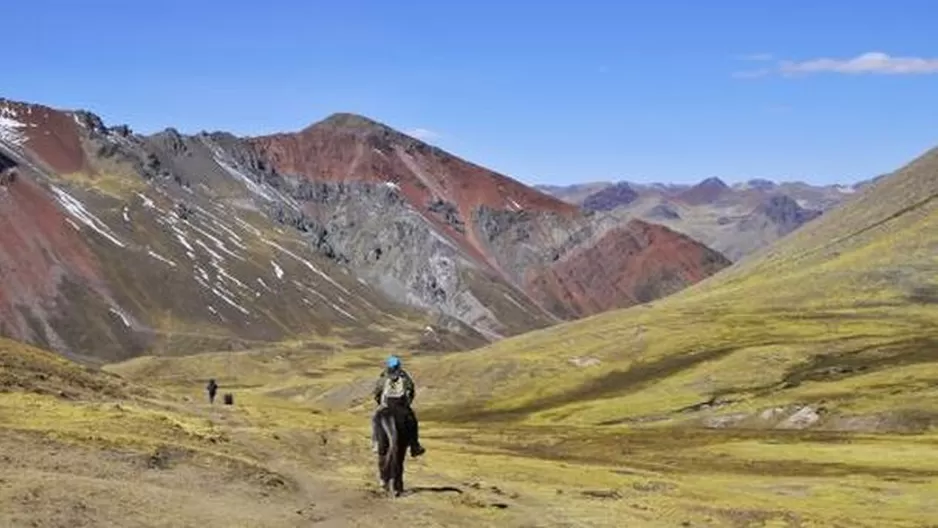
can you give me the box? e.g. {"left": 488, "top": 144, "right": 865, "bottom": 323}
{"left": 2, "top": 351, "right": 937, "bottom": 528}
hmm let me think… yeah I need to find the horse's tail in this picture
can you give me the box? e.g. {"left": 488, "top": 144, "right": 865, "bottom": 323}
{"left": 379, "top": 410, "right": 398, "bottom": 477}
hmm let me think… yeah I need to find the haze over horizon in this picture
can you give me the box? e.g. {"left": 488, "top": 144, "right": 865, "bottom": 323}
{"left": 5, "top": 1, "right": 938, "bottom": 187}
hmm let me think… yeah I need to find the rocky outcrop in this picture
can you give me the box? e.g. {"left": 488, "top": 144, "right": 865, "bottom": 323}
{"left": 676, "top": 177, "right": 730, "bottom": 205}
{"left": 647, "top": 203, "right": 680, "bottom": 220}
{"left": 740, "top": 194, "right": 823, "bottom": 237}
{"left": 0, "top": 99, "right": 492, "bottom": 362}
{"left": 581, "top": 182, "right": 639, "bottom": 211}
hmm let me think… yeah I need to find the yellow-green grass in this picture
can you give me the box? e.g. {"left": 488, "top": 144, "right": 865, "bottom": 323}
{"left": 8, "top": 147, "right": 938, "bottom": 525}
{"left": 390, "top": 148, "right": 938, "bottom": 431}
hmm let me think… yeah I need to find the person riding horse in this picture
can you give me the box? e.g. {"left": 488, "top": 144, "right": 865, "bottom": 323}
{"left": 371, "top": 355, "right": 425, "bottom": 457}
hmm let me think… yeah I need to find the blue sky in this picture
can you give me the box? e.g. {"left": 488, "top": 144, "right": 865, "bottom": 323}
{"left": 5, "top": 1, "right": 938, "bottom": 185}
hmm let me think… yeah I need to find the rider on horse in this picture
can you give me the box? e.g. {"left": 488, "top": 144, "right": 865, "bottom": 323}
{"left": 371, "top": 355, "right": 426, "bottom": 457}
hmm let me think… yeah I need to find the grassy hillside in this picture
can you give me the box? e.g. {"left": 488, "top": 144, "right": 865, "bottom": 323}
{"left": 5, "top": 146, "right": 938, "bottom": 526}
{"left": 404, "top": 145, "right": 938, "bottom": 432}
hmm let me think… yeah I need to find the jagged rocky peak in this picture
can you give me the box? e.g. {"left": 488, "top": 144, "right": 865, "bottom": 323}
{"left": 151, "top": 127, "right": 189, "bottom": 155}
{"left": 581, "top": 181, "right": 640, "bottom": 211}
{"left": 307, "top": 112, "right": 392, "bottom": 135}
{"left": 303, "top": 112, "right": 436, "bottom": 155}
{"left": 754, "top": 194, "right": 821, "bottom": 225}
{"left": 697, "top": 176, "right": 729, "bottom": 190}
{"left": 71, "top": 109, "right": 108, "bottom": 134}
{"left": 647, "top": 202, "right": 680, "bottom": 220}
{"left": 745, "top": 178, "right": 777, "bottom": 190}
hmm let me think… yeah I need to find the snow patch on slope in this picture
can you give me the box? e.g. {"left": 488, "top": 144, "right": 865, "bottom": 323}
{"left": 108, "top": 307, "right": 132, "bottom": 327}
{"left": 50, "top": 186, "right": 126, "bottom": 248}
{"left": 211, "top": 286, "right": 250, "bottom": 315}
{"left": 0, "top": 114, "right": 27, "bottom": 147}
{"left": 271, "top": 261, "right": 284, "bottom": 279}
{"left": 147, "top": 249, "right": 177, "bottom": 267}
{"left": 213, "top": 155, "right": 275, "bottom": 201}
{"left": 264, "top": 240, "right": 350, "bottom": 294}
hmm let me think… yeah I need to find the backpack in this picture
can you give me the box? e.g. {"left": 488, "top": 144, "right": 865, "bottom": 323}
{"left": 381, "top": 372, "right": 408, "bottom": 404}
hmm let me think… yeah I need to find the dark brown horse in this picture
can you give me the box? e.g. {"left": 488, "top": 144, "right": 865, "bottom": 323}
{"left": 374, "top": 402, "right": 414, "bottom": 497}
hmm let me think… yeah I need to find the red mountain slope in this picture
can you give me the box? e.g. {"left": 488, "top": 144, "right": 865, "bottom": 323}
{"left": 250, "top": 114, "right": 578, "bottom": 275}
{"left": 250, "top": 113, "right": 731, "bottom": 321}
{"left": 525, "top": 220, "right": 730, "bottom": 317}
{"left": 1, "top": 99, "right": 485, "bottom": 363}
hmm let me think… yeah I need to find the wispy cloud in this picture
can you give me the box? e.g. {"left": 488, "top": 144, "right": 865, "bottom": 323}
{"left": 735, "top": 53, "right": 774, "bottom": 62}
{"left": 780, "top": 52, "right": 938, "bottom": 76}
{"left": 733, "top": 51, "right": 938, "bottom": 78}
{"left": 406, "top": 128, "right": 440, "bottom": 141}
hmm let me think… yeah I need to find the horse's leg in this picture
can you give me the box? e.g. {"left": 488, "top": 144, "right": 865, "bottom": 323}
{"left": 378, "top": 414, "right": 393, "bottom": 491}
{"left": 393, "top": 442, "right": 405, "bottom": 496}
{"left": 393, "top": 414, "right": 408, "bottom": 496}
{"left": 382, "top": 415, "right": 399, "bottom": 495}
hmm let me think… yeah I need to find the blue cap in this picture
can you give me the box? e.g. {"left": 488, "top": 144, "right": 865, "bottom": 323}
{"left": 386, "top": 355, "right": 401, "bottom": 369}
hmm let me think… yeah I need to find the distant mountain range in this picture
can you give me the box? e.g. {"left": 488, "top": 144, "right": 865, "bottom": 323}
{"left": 535, "top": 176, "right": 869, "bottom": 261}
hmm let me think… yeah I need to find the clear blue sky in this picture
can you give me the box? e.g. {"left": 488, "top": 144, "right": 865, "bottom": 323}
{"left": 6, "top": 1, "right": 938, "bottom": 185}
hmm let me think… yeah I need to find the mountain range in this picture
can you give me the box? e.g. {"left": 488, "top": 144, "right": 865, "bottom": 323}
{"left": 4, "top": 94, "right": 938, "bottom": 526}
{"left": 0, "top": 98, "right": 729, "bottom": 362}
{"left": 536, "top": 176, "right": 865, "bottom": 261}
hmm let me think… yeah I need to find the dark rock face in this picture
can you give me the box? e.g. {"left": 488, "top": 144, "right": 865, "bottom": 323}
{"left": 427, "top": 199, "right": 466, "bottom": 233}
{"left": 581, "top": 182, "right": 639, "bottom": 211}
{"left": 678, "top": 177, "right": 730, "bottom": 205}
{"left": 647, "top": 203, "right": 681, "bottom": 220}
{"left": 741, "top": 194, "right": 823, "bottom": 236}
{"left": 0, "top": 151, "right": 17, "bottom": 182}
{"left": 746, "top": 178, "right": 777, "bottom": 191}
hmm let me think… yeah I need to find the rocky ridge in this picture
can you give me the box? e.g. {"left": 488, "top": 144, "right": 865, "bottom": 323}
{"left": 0, "top": 97, "right": 730, "bottom": 360}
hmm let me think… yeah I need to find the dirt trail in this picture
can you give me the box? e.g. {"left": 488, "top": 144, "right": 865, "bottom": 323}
{"left": 0, "top": 392, "right": 540, "bottom": 528}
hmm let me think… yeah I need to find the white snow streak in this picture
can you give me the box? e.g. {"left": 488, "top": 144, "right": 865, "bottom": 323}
{"left": 503, "top": 292, "right": 526, "bottom": 310}
{"left": 50, "top": 186, "right": 126, "bottom": 247}
{"left": 122, "top": 206, "right": 130, "bottom": 222}
{"left": 211, "top": 287, "right": 249, "bottom": 315}
{"left": 171, "top": 226, "right": 194, "bottom": 252}
{"left": 212, "top": 261, "right": 248, "bottom": 289}
{"left": 195, "top": 239, "right": 225, "bottom": 264}
{"left": 205, "top": 215, "right": 246, "bottom": 246}
{"left": 188, "top": 222, "right": 242, "bottom": 260}
{"left": 0, "top": 115, "right": 27, "bottom": 147}
{"left": 108, "top": 307, "right": 131, "bottom": 327}
{"left": 214, "top": 156, "right": 275, "bottom": 201}
{"left": 147, "top": 249, "right": 177, "bottom": 267}
{"left": 234, "top": 216, "right": 264, "bottom": 237}
{"left": 331, "top": 303, "right": 358, "bottom": 321}
{"left": 136, "top": 192, "right": 156, "bottom": 209}
{"left": 65, "top": 218, "right": 81, "bottom": 231}
{"left": 256, "top": 277, "right": 273, "bottom": 292}
{"left": 271, "top": 261, "right": 284, "bottom": 280}
{"left": 264, "top": 240, "right": 350, "bottom": 294}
